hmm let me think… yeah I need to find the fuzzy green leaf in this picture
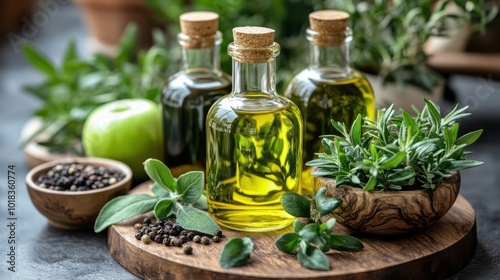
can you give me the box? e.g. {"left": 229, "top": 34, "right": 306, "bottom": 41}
{"left": 94, "top": 194, "right": 158, "bottom": 233}
{"left": 194, "top": 193, "right": 208, "bottom": 210}
{"left": 177, "top": 171, "right": 204, "bottom": 204}
{"left": 176, "top": 206, "right": 220, "bottom": 236}
{"left": 297, "top": 243, "right": 330, "bottom": 271}
{"left": 220, "top": 237, "right": 254, "bottom": 269}
{"left": 315, "top": 187, "right": 341, "bottom": 217}
{"left": 456, "top": 130, "right": 483, "bottom": 146}
{"left": 275, "top": 232, "right": 301, "bottom": 254}
{"left": 281, "top": 192, "right": 311, "bottom": 218}
{"left": 143, "top": 158, "right": 176, "bottom": 192}
{"left": 325, "top": 218, "right": 336, "bottom": 230}
{"left": 154, "top": 198, "right": 174, "bottom": 220}
{"left": 150, "top": 182, "right": 170, "bottom": 197}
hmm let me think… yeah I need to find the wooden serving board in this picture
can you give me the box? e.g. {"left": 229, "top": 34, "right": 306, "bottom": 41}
{"left": 108, "top": 181, "right": 476, "bottom": 280}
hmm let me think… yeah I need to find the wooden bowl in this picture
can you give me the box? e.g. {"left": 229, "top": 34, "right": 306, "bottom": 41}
{"left": 315, "top": 172, "right": 461, "bottom": 235}
{"left": 26, "top": 157, "right": 132, "bottom": 230}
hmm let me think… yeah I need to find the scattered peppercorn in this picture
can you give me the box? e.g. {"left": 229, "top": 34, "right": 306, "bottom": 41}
{"left": 141, "top": 235, "right": 151, "bottom": 244}
{"left": 214, "top": 230, "right": 222, "bottom": 238}
{"left": 35, "top": 162, "right": 125, "bottom": 192}
{"left": 134, "top": 232, "right": 142, "bottom": 240}
{"left": 134, "top": 223, "right": 143, "bottom": 231}
{"left": 193, "top": 235, "right": 202, "bottom": 243}
{"left": 183, "top": 245, "right": 193, "bottom": 254}
{"left": 201, "top": 236, "right": 210, "bottom": 245}
{"left": 143, "top": 217, "right": 152, "bottom": 225}
{"left": 212, "top": 236, "right": 220, "bottom": 243}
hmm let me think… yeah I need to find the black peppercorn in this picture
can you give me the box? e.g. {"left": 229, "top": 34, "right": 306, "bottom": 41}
{"left": 154, "top": 235, "right": 162, "bottom": 243}
{"left": 183, "top": 245, "right": 193, "bottom": 254}
{"left": 193, "top": 235, "right": 201, "bottom": 243}
{"left": 214, "top": 230, "right": 222, "bottom": 238}
{"left": 212, "top": 236, "right": 220, "bottom": 243}
{"left": 143, "top": 217, "right": 152, "bottom": 225}
{"left": 187, "top": 232, "right": 195, "bottom": 241}
{"left": 135, "top": 232, "right": 142, "bottom": 240}
{"left": 201, "top": 236, "right": 210, "bottom": 245}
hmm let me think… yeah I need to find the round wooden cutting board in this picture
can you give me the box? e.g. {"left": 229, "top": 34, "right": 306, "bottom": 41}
{"left": 108, "top": 181, "right": 476, "bottom": 280}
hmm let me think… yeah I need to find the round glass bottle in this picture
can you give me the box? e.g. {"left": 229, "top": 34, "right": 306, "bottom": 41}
{"left": 284, "top": 10, "right": 376, "bottom": 193}
{"left": 162, "top": 12, "right": 231, "bottom": 170}
{"left": 206, "top": 27, "right": 303, "bottom": 232}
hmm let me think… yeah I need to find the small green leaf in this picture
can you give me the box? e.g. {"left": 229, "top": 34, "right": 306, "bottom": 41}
{"left": 363, "top": 176, "right": 378, "bottom": 191}
{"left": 143, "top": 158, "right": 176, "bottom": 192}
{"left": 154, "top": 198, "right": 174, "bottom": 220}
{"left": 350, "top": 114, "right": 363, "bottom": 145}
{"left": 455, "top": 130, "right": 483, "bottom": 146}
{"left": 275, "top": 232, "right": 301, "bottom": 253}
{"left": 325, "top": 218, "right": 336, "bottom": 230}
{"left": 115, "top": 22, "right": 138, "bottom": 68}
{"left": 281, "top": 192, "right": 311, "bottom": 218}
{"left": 22, "top": 44, "right": 57, "bottom": 78}
{"left": 447, "top": 160, "right": 483, "bottom": 170}
{"left": 329, "top": 235, "right": 364, "bottom": 251}
{"left": 315, "top": 187, "right": 341, "bottom": 217}
{"left": 194, "top": 193, "right": 208, "bottom": 210}
{"left": 150, "top": 182, "right": 170, "bottom": 197}
{"left": 176, "top": 206, "right": 220, "bottom": 236}
{"left": 379, "top": 151, "right": 406, "bottom": 170}
{"left": 220, "top": 237, "right": 254, "bottom": 269}
{"left": 424, "top": 99, "right": 441, "bottom": 130}
{"left": 94, "top": 194, "right": 158, "bottom": 233}
{"left": 177, "top": 171, "right": 204, "bottom": 204}
{"left": 293, "top": 219, "right": 305, "bottom": 232}
{"left": 298, "top": 223, "right": 322, "bottom": 244}
{"left": 297, "top": 243, "right": 330, "bottom": 271}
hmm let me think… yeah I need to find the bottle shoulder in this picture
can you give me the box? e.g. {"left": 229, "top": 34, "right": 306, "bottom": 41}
{"left": 211, "top": 93, "right": 298, "bottom": 113}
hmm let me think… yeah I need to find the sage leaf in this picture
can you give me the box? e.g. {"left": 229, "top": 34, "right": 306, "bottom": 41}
{"left": 315, "top": 187, "right": 341, "bottom": 217}
{"left": 275, "top": 232, "right": 300, "bottom": 254}
{"left": 297, "top": 243, "right": 330, "bottom": 271}
{"left": 194, "top": 193, "right": 208, "bottom": 210}
{"left": 150, "top": 182, "right": 170, "bottom": 197}
{"left": 281, "top": 192, "right": 310, "bottom": 218}
{"left": 220, "top": 237, "right": 254, "bottom": 269}
{"left": 329, "top": 235, "right": 364, "bottom": 252}
{"left": 176, "top": 206, "right": 220, "bottom": 236}
{"left": 144, "top": 158, "right": 176, "bottom": 192}
{"left": 94, "top": 194, "right": 158, "bottom": 233}
{"left": 177, "top": 171, "right": 204, "bottom": 204}
{"left": 154, "top": 198, "right": 174, "bottom": 220}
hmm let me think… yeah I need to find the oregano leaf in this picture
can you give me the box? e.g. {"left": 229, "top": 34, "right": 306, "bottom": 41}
{"left": 154, "top": 198, "right": 174, "bottom": 220}
{"left": 275, "top": 232, "right": 301, "bottom": 254}
{"left": 315, "top": 187, "right": 341, "bottom": 217}
{"left": 220, "top": 237, "right": 254, "bottom": 269}
{"left": 176, "top": 206, "right": 220, "bottom": 236}
{"left": 297, "top": 243, "right": 330, "bottom": 271}
{"left": 281, "top": 192, "right": 310, "bottom": 218}
{"left": 329, "top": 234, "right": 364, "bottom": 252}
{"left": 94, "top": 194, "right": 158, "bottom": 233}
{"left": 143, "top": 158, "right": 176, "bottom": 192}
{"left": 177, "top": 171, "right": 204, "bottom": 204}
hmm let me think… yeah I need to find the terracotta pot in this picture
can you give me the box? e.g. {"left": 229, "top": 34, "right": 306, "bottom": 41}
{"left": 315, "top": 171, "right": 461, "bottom": 235}
{"left": 74, "top": 0, "right": 159, "bottom": 55}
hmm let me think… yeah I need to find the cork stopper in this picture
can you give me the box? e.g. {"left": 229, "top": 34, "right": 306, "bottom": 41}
{"left": 231, "top": 26, "right": 277, "bottom": 63}
{"left": 179, "top": 11, "right": 219, "bottom": 49}
{"left": 309, "top": 10, "right": 349, "bottom": 47}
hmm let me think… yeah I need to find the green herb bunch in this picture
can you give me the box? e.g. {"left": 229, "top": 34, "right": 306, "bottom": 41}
{"left": 22, "top": 23, "right": 173, "bottom": 155}
{"left": 94, "top": 159, "right": 220, "bottom": 236}
{"left": 307, "top": 99, "right": 483, "bottom": 191}
{"left": 275, "top": 188, "right": 363, "bottom": 271}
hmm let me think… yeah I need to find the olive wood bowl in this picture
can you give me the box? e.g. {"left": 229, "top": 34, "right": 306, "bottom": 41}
{"left": 26, "top": 157, "right": 132, "bottom": 230}
{"left": 314, "top": 171, "right": 461, "bottom": 235}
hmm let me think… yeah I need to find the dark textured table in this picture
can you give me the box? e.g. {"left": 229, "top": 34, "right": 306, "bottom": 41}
{"left": 1, "top": 4, "right": 499, "bottom": 280}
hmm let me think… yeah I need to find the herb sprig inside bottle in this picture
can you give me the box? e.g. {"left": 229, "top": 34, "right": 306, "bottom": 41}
{"left": 275, "top": 187, "right": 364, "bottom": 271}
{"left": 94, "top": 158, "right": 220, "bottom": 236}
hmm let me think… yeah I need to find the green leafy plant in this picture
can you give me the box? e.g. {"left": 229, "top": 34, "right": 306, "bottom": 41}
{"left": 329, "top": 0, "right": 497, "bottom": 92}
{"left": 22, "top": 23, "right": 173, "bottom": 155}
{"left": 307, "top": 99, "right": 483, "bottom": 191}
{"left": 94, "top": 158, "right": 220, "bottom": 235}
{"left": 275, "top": 188, "right": 363, "bottom": 271}
{"left": 219, "top": 237, "right": 254, "bottom": 269}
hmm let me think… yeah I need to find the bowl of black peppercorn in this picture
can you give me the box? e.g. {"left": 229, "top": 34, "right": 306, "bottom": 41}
{"left": 26, "top": 157, "right": 132, "bottom": 230}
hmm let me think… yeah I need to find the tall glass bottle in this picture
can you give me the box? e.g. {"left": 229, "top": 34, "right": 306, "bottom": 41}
{"left": 284, "top": 10, "right": 376, "bottom": 193}
{"left": 206, "top": 27, "right": 303, "bottom": 232}
{"left": 162, "top": 12, "right": 231, "bottom": 170}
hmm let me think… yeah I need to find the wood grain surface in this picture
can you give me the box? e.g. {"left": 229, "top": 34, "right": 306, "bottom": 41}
{"left": 108, "top": 181, "right": 476, "bottom": 280}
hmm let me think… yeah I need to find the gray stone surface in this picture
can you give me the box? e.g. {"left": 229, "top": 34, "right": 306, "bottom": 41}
{"left": 0, "top": 3, "right": 499, "bottom": 280}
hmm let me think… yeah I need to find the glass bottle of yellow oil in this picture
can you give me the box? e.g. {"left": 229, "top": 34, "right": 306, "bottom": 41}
{"left": 284, "top": 10, "right": 376, "bottom": 194}
{"left": 206, "top": 27, "right": 303, "bottom": 232}
{"left": 162, "top": 12, "right": 231, "bottom": 170}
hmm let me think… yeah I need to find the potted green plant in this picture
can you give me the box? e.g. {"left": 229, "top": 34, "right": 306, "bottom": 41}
{"left": 329, "top": 0, "right": 497, "bottom": 111}
{"left": 307, "top": 99, "right": 483, "bottom": 235}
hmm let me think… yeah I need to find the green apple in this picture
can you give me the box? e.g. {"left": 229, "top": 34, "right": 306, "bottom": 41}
{"left": 82, "top": 98, "right": 164, "bottom": 181}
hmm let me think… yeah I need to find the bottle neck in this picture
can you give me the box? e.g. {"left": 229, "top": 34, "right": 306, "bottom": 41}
{"left": 178, "top": 31, "right": 222, "bottom": 73}
{"left": 232, "top": 59, "right": 277, "bottom": 96}
{"left": 307, "top": 28, "right": 352, "bottom": 78}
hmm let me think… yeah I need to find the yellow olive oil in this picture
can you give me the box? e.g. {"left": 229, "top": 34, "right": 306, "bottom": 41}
{"left": 206, "top": 94, "right": 303, "bottom": 231}
{"left": 285, "top": 70, "right": 376, "bottom": 192}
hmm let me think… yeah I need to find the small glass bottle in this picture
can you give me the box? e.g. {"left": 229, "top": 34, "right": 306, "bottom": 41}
{"left": 206, "top": 27, "right": 303, "bottom": 232}
{"left": 162, "top": 12, "right": 231, "bottom": 170}
{"left": 284, "top": 10, "right": 376, "bottom": 193}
